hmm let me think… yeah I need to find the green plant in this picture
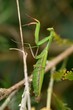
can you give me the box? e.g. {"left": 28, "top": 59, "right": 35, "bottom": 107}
{"left": 0, "top": 1, "right": 73, "bottom": 110}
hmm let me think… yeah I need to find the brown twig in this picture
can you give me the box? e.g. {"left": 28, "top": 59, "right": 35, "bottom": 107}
{"left": 16, "top": 0, "right": 31, "bottom": 110}
{"left": 45, "top": 45, "right": 73, "bottom": 71}
{"left": 0, "top": 90, "right": 17, "bottom": 110}
{"left": 0, "top": 45, "right": 73, "bottom": 101}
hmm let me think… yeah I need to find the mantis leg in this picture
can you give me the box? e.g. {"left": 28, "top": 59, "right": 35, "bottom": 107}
{"left": 27, "top": 43, "right": 39, "bottom": 58}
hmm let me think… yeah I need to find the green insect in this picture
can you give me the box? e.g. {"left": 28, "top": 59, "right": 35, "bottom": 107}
{"left": 31, "top": 19, "right": 55, "bottom": 98}
{"left": 25, "top": 16, "right": 55, "bottom": 97}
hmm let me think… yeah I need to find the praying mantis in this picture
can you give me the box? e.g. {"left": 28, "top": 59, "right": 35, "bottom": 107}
{"left": 25, "top": 16, "right": 55, "bottom": 98}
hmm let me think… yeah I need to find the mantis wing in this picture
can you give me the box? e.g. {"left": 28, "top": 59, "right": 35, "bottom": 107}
{"left": 33, "top": 49, "right": 48, "bottom": 97}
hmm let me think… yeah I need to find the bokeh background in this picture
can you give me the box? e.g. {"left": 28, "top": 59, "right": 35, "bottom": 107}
{"left": 0, "top": 0, "right": 73, "bottom": 110}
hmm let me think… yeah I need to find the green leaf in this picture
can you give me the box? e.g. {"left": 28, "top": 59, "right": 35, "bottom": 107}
{"left": 53, "top": 68, "right": 73, "bottom": 81}
{"left": 65, "top": 71, "right": 73, "bottom": 80}
{"left": 53, "top": 93, "right": 71, "bottom": 110}
{"left": 53, "top": 69, "right": 67, "bottom": 81}
{"left": 54, "top": 31, "right": 73, "bottom": 45}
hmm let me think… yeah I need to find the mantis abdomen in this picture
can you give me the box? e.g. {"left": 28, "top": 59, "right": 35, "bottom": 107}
{"left": 32, "top": 49, "right": 48, "bottom": 97}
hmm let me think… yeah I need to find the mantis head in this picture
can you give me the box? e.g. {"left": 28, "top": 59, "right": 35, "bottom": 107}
{"left": 47, "top": 28, "right": 55, "bottom": 39}
{"left": 47, "top": 27, "right": 54, "bottom": 31}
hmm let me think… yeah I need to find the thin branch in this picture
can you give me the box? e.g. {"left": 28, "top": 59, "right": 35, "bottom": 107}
{"left": 0, "top": 45, "right": 73, "bottom": 101}
{"left": 16, "top": 0, "right": 31, "bottom": 110}
{"left": 0, "top": 76, "right": 32, "bottom": 101}
{"left": 46, "top": 67, "right": 55, "bottom": 110}
{"left": 45, "top": 45, "right": 73, "bottom": 71}
{"left": 0, "top": 90, "right": 17, "bottom": 110}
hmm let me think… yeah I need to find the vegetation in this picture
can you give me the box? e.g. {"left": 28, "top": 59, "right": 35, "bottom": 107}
{"left": 0, "top": 0, "right": 73, "bottom": 110}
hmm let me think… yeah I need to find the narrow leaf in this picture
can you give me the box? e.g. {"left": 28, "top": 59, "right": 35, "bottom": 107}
{"left": 53, "top": 93, "right": 71, "bottom": 110}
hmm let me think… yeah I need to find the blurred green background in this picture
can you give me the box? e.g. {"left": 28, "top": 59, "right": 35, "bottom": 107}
{"left": 0, "top": 0, "right": 73, "bottom": 110}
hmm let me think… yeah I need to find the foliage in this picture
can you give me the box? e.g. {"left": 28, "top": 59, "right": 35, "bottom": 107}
{"left": 53, "top": 32, "right": 73, "bottom": 45}
{"left": 0, "top": 36, "right": 10, "bottom": 52}
{"left": 53, "top": 93, "right": 71, "bottom": 110}
{"left": 0, "top": 0, "right": 73, "bottom": 110}
{"left": 53, "top": 68, "right": 73, "bottom": 81}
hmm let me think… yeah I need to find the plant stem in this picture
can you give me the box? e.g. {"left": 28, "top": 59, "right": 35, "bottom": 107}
{"left": 46, "top": 67, "right": 55, "bottom": 110}
{"left": 16, "top": 0, "right": 31, "bottom": 110}
{"left": 0, "top": 90, "right": 17, "bottom": 110}
{"left": 0, "top": 46, "right": 73, "bottom": 101}
{"left": 46, "top": 45, "right": 73, "bottom": 71}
